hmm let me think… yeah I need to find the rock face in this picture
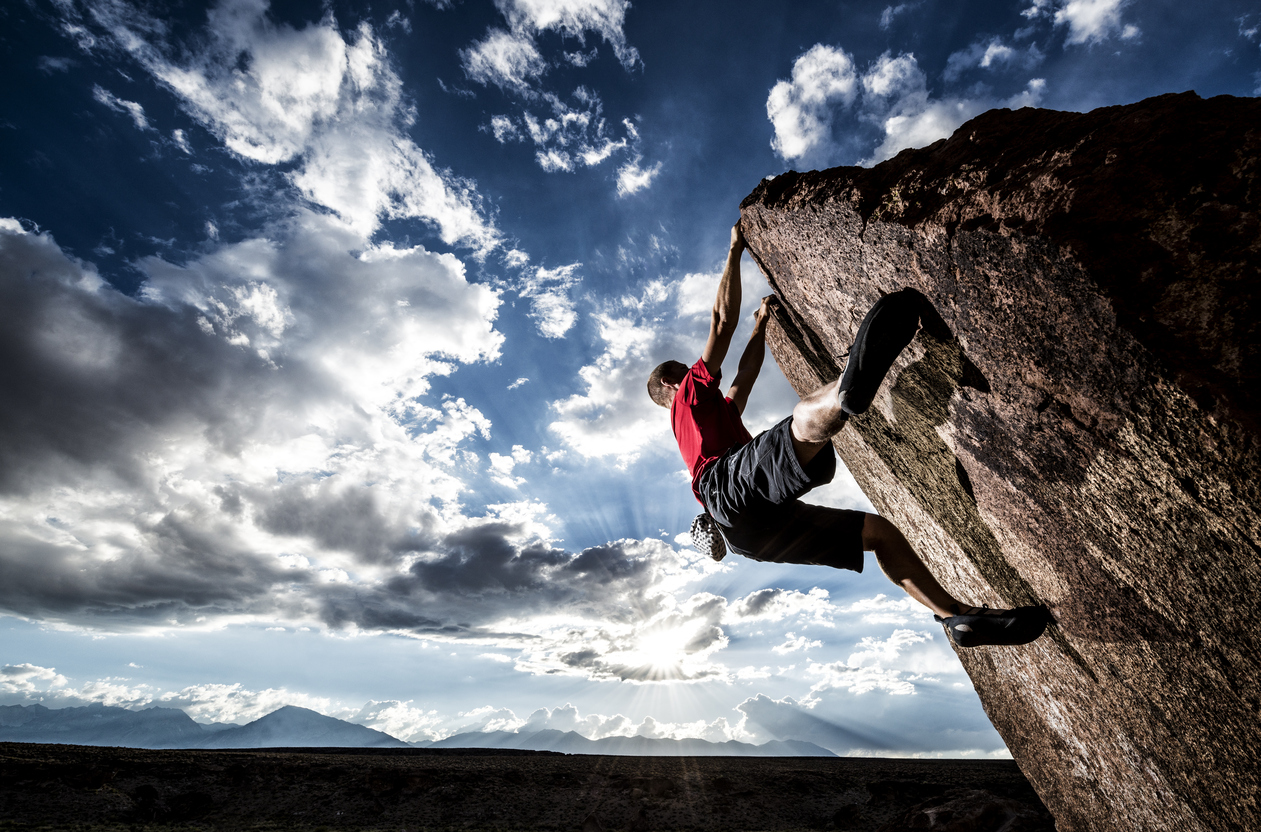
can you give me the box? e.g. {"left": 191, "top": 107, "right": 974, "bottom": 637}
{"left": 740, "top": 91, "right": 1260, "bottom": 832}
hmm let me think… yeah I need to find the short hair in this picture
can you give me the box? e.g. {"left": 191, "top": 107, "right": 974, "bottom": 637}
{"left": 647, "top": 360, "right": 687, "bottom": 408}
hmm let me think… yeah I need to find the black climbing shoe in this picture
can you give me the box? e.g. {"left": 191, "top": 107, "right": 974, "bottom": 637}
{"left": 935, "top": 605, "right": 1050, "bottom": 648}
{"left": 837, "top": 289, "right": 923, "bottom": 415}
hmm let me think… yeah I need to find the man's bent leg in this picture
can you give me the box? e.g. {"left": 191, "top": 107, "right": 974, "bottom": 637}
{"left": 863, "top": 513, "right": 962, "bottom": 618}
{"left": 789, "top": 290, "right": 926, "bottom": 466}
{"left": 790, "top": 378, "right": 847, "bottom": 466}
{"left": 862, "top": 514, "right": 1050, "bottom": 647}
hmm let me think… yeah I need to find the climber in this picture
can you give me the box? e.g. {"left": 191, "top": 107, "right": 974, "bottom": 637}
{"left": 646, "top": 221, "right": 1048, "bottom": 648}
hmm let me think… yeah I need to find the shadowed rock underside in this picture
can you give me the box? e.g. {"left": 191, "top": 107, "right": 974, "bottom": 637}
{"left": 740, "top": 91, "right": 1261, "bottom": 832}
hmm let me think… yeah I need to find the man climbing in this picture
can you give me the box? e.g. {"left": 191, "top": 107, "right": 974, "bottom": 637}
{"left": 646, "top": 222, "right": 1048, "bottom": 648}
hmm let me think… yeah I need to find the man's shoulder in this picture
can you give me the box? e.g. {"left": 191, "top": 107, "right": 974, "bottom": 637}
{"left": 686, "top": 357, "right": 719, "bottom": 386}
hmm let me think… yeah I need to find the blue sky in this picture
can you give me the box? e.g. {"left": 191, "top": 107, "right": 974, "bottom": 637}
{"left": 1, "top": 0, "right": 1258, "bottom": 754}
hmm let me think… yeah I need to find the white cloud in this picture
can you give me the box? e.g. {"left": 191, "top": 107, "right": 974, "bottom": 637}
{"left": 772, "top": 632, "right": 823, "bottom": 654}
{"left": 844, "top": 629, "right": 931, "bottom": 669}
{"left": 1, "top": 663, "right": 69, "bottom": 694}
{"left": 461, "top": 0, "right": 642, "bottom": 183}
{"left": 0, "top": 215, "right": 506, "bottom": 633}
{"left": 838, "top": 593, "right": 928, "bottom": 625}
{"left": 461, "top": 29, "right": 547, "bottom": 93}
{"left": 616, "top": 156, "right": 662, "bottom": 196}
{"left": 768, "top": 45, "right": 1049, "bottom": 168}
{"left": 803, "top": 628, "right": 959, "bottom": 698}
{"left": 489, "top": 445, "right": 533, "bottom": 488}
{"left": 1, "top": 221, "right": 790, "bottom": 685}
{"left": 766, "top": 44, "right": 859, "bottom": 165}
{"left": 1053, "top": 0, "right": 1132, "bottom": 45}
{"left": 92, "top": 85, "right": 151, "bottom": 130}
{"left": 496, "top": 0, "right": 640, "bottom": 69}
{"left": 728, "top": 588, "right": 836, "bottom": 625}
{"left": 490, "top": 114, "right": 521, "bottom": 141}
{"left": 860, "top": 55, "right": 1045, "bottom": 165}
{"left": 350, "top": 700, "right": 443, "bottom": 741}
{"left": 519, "top": 263, "right": 581, "bottom": 338}
{"left": 508, "top": 581, "right": 843, "bottom": 684}
{"left": 79, "top": 0, "right": 499, "bottom": 250}
{"left": 547, "top": 306, "right": 667, "bottom": 463}
{"left": 1022, "top": 0, "right": 1053, "bottom": 19}
{"left": 1006, "top": 78, "right": 1047, "bottom": 110}
{"left": 384, "top": 10, "right": 412, "bottom": 33}
{"left": 491, "top": 92, "right": 635, "bottom": 175}
{"left": 944, "top": 38, "right": 1043, "bottom": 80}
{"left": 807, "top": 662, "right": 919, "bottom": 696}
{"left": 547, "top": 254, "right": 789, "bottom": 463}
{"left": 736, "top": 666, "right": 772, "bottom": 680}
{"left": 879, "top": 3, "right": 915, "bottom": 30}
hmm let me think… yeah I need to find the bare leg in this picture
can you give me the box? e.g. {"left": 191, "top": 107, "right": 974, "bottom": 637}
{"left": 863, "top": 513, "right": 962, "bottom": 618}
{"left": 789, "top": 377, "right": 848, "bottom": 466}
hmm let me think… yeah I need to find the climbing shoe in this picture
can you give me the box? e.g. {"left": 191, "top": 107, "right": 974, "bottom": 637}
{"left": 935, "top": 604, "right": 1050, "bottom": 648}
{"left": 838, "top": 289, "right": 923, "bottom": 415}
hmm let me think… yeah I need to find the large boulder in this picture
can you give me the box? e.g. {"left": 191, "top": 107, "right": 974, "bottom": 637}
{"left": 740, "top": 91, "right": 1260, "bottom": 832}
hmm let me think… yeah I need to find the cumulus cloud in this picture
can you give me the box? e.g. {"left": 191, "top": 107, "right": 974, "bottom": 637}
{"left": 71, "top": 0, "right": 499, "bottom": 249}
{"left": 766, "top": 44, "right": 859, "bottom": 166}
{"left": 838, "top": 593, "right": 928, "bottom": 625}
{"left": 509, "top": 584, "right": 846, "bottom": 683}
{"left": 799, "top": 627, "right": 967, "bottom": 702}
{"left": 767, "top": 44, "right": 1048, "bottom": 168}
{"left": 1020, "top": 0, "right": 1138, "bottom": 44}
{"left": 1, "top": 663, "right": 69, "bottom": 694}
{"left": 547, "top": 258, "right": 786, "bottom": 465}
{"left": 0, "top": 216, "right": 527, "bottom": 631}
{"left": 489, "top": 445, "right": 533, "bottom": 488}
{"left": 772, "top": 632, "right": 823, "bottom": 654}
{"left": 1053, "top": 0, "right": 1135, "bottom": 45}
{"left": 1, "top": 220, "right": 801, "bottom": 682}
{"left": 548, "top": 301, "right": 673, "bottom": 463}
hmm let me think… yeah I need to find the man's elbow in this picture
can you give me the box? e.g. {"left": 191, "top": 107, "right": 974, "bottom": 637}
{"left": 711, "top": 308, "right": 737, "bottom": 339}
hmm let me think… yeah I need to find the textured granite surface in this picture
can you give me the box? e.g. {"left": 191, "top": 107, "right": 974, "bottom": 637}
{"left": 740, "top": 92, "right": 1261, "bottom": 832}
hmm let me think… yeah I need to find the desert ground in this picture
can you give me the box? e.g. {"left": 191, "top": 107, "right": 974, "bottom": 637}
{"left": 0, "top": 742, "right": 1055, "bottom": 831}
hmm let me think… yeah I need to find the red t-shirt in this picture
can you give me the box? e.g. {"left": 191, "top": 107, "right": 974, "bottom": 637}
{"left": 671, "top": 358, "right": 753, "bottom": 504}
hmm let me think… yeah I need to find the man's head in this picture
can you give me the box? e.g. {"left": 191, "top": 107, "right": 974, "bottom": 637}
{"left": 647, "top": 360, "right": 688, "bottom": 408}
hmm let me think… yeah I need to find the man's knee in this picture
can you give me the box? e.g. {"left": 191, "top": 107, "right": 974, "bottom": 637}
{"left": 861, "top": 513, "right": 902, "bottom": 550}
{"left": 788, "top": 414, "right": 828, "bottom": 467}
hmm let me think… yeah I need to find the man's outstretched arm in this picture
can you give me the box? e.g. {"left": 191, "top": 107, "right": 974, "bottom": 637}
{"left": 727, "top": 295, "right": 774, "bottom": 415}
{"left": 700, "top": 223, "right": 745, "bottom": 378}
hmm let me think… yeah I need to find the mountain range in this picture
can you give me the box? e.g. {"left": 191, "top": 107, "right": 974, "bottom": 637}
{"left": 415, "top": 728, "right": 834, "bottom": 756}
{"left": 0, "top": 704, "right": 833, "bottom": 756}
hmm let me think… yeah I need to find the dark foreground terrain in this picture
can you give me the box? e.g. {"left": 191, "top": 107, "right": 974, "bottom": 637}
{"left": 0, "top": 742, "right": 1053, "bottom": 832}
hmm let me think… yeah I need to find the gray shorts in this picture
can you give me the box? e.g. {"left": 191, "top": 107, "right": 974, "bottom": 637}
{"left": 698, "top": 416, "right": 866, "bottom": 572}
